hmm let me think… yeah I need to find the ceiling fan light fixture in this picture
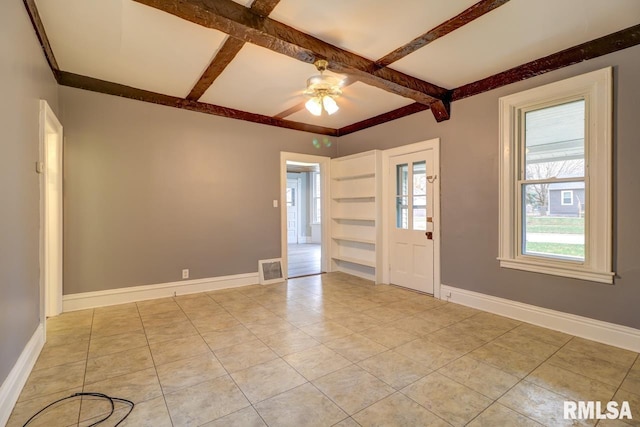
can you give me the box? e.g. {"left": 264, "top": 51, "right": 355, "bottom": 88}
{"left": 304, "top": 59, "right": 342, "bottom": 116}
{"left": 322, "top": 96, "right": 339, "bottom": 115}
{"left": 305, "top": 97, "right": 323, "bottom": 116}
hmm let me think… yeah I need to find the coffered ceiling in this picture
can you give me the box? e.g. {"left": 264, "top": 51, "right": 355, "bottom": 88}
{"left": 25, "top": 0, "right": 640, "bottom": 136}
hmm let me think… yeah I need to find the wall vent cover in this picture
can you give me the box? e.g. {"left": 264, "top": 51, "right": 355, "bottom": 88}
{"left": 258, "top": 258, "right": 285, "bottom": 285}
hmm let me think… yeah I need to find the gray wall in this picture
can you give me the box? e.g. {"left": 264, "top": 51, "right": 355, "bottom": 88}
{"left": 339, "top": 45, "right": 640, "bottom": 329}
{"left": 60, "top": 87, "right": 336, "bottom": 294}
{"left": 1, "top": 1, "right": 59, "bottom": 384}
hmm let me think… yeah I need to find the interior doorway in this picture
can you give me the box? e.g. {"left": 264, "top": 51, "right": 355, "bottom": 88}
{"left": 39, "top": 100, "right": 63, "bottom": 322}
{"left": 286, "top": 161, "right": 321, "bottom": 277}
{"left": 280, "top": 152, "right": 330, "bottom": 279}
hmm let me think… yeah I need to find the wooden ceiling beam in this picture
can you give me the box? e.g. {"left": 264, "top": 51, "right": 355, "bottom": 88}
{"left": 249, "top": 0, "right": 281, "bottom": 17}
{"left": 187, "top": 37, "right": 244, "bottom": 101}
{"left": 23, "top": 0, "right": 60, "bottom": 79}
{"left": 58, "top": 71, "right": 338, "bottom": 136}
{"left": 376, "top": 0, "right": 511, "bottom": 67}
{"left": 133, "top": 0, "right": 451, "bottom": 120}
{"left": 338, "top": 103, "right": 430, "bottom": 136}
{"left": 452, "top": 23, "right": 640, "bottom": 101}
{"left": 341, "top": 24, "right": 640, "bottom": 135}
{"left": 187, "top": 0, "right": 281, "bottom": 101}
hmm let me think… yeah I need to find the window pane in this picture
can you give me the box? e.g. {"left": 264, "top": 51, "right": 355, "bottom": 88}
{"left": 314, "top": 173, "right": 321, "bottom": 197}
{"left": 522, "top": 182, "right": 585, "bottom": 261}
{"left": 286, "top": 188, "right": 295, "bottom": 206}
{"left": 314, "top": 199, "right": 321, "bottom": 223}
{"left": 413, "top": 161, "right": 427, "bottom": 231}
{"left": 525, "top": 100, "right": 585, "bottom": 180}
{"left": 396, "top": 164, "right": 409, "bottom": 229}
{"left": 396, "top": 196, "right": 408, "bottom": 229}
{"left": 396, "top": 164, "right": 408, "bottom": 196}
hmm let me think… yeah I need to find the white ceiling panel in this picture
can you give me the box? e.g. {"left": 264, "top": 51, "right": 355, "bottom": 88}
{"left": 392, "top": 0, "right": 640, "bottom": 89}
{"left": 35, "top": 0, "right": 228, "bottom": 97}
{"left": 199, "top": 43, "right": 346, "bottom": 116}
{"left": 269, "top": 0, "right": 478, "bottom": 61}
{"left": 285, "top": 82, "right": 415, "bottom": 129}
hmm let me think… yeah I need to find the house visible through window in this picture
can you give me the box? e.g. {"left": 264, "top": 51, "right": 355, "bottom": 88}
{"left": 498, "top": 67, "right": 613, "bottom": 284}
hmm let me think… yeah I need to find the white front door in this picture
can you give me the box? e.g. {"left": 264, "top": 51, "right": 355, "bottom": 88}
{"left": 286, "top": 178, "right": 300, "bottom": 244}
{"left": 389, "top": 150, "right": 435, "bottom": 293}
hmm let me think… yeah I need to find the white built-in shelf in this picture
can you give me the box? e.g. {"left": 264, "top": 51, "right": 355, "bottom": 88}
{"left": 331, "top": 256, "right": 376, "bottom": 268}
{"left": 332, "top": 173, "right": 375, "bottom": 181}
{"left": 332, "top": 236, "right": 375, "bottom": 245}
{"left": 332, "top": 196, "right": 375, "bottom": 201}
{"left": 332, "top": 216, "right": 375, "bottom": 222}
{"left": 330, "top": 150, "right": 382, "bottom": 283}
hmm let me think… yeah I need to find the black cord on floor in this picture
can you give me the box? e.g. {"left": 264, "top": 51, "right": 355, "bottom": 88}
{"left": 22, "top": 392, "right": 134, "bottom": 427}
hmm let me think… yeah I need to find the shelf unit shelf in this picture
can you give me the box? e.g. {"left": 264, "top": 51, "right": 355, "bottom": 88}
{"left": 332, "top": 236, "right": 376, "bottom": 245}
{"left": 329, "top": 150, "right": 382, "bottom": 283}
{"left": 331, "top": 256, "right": 376, "bottom": 268}
{"left": 331, "top": 216, "right": 375, "bottom": 222}
{"left": 332, "top": 196, "right": 375, "bottom": 201}
{"left": 332, "top": 173, "right": 375, "bottom": 181}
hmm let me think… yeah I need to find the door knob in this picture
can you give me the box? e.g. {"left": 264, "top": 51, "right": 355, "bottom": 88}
{"left": 425, "top": 231, "right": 433, "bottom": 240}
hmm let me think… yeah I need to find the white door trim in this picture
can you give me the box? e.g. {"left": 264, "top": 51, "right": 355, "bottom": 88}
{"left": 382, "top": 139, "right": 441, "bottom": 298}
{"left": 39, "top": 100, "right": 63, "bottom": 325}
{"left": 280, "top": 152, "right": 331, "bottom": 278}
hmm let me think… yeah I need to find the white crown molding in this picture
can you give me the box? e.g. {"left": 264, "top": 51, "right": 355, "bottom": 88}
{"left": 441, "top": 284, "right": 640, "bottom": 353}
{"left": 63, "top": 272, "right": 259, "bottom": 312}
{"left": 0, "top": 323, "right": 45, "bottom": 426}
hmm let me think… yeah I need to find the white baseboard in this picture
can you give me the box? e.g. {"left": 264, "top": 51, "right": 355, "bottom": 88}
{"left": 0, "top": 323, "right": 45, "bottom": 426}
{"left": 441, "top": 284, "right": 640, "bottom": 353}
{"left": 63, "top": 272, "right": 259, "bottom": 312}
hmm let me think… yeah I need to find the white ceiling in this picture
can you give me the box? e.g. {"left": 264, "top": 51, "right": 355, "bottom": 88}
{"left": 33, "top": 0, "right": 640, "bottom": 130}
{"left": 392, "top": 0, "right": 640, "bottom": 88}
{"left": 268, "top": 0, "right": 479, "bottom": 61}
{"left": 36, "top": 0, "right": 228, "bottom": 97}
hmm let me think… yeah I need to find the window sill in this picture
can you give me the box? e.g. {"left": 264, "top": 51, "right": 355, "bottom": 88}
{"left": 498, "top": 257, "right": 614, "bottom": 284}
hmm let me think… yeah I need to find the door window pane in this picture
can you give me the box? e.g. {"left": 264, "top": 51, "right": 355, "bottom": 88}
{"left": 522, "top": 182, "right": 585, "bottom": 261}
{"left": 286, "top": 188, "right": 295, "bottom": 206}
{"left": 396, "top": 164, "right": 409, "bottom": 229}
{"left": 524, "top": 100, "right": 585, "bottom": 180}
{"left": 412, "top": 161, "right": 427, "bottom": 231}
{"left": 396, "top": 197, "right": 408, "bottom": 229}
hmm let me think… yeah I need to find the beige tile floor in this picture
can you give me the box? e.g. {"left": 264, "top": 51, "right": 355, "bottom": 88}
{"left": 7, "top": 272, "right": 639, "bottom": 427}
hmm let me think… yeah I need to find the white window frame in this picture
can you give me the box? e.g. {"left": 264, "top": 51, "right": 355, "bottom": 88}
{"left": 310, "top": 171, "right": 321, "bottom": 224}
{"left": 561, "top": 190, "right": 574, "bottom": 206}
{"left": 498, "top": 67, "right": 614, "bottom": 284}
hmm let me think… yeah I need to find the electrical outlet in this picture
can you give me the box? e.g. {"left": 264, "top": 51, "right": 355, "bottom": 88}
{"left": 182, "top": 269, "right": 189, "bottom": 279}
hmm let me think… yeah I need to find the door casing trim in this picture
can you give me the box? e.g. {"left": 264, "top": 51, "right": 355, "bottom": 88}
{"left": 39, "top": 99, "right": 64, "bottom": 327}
